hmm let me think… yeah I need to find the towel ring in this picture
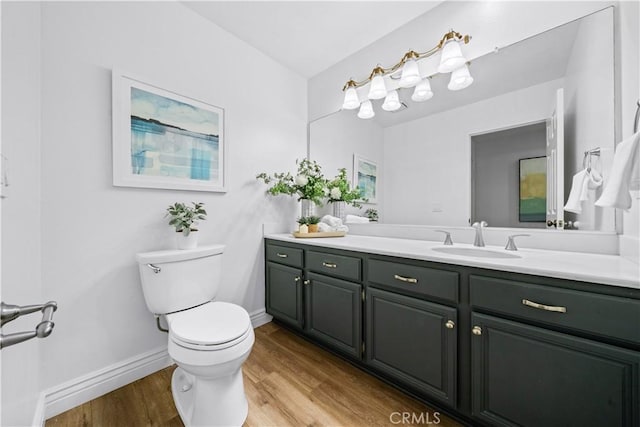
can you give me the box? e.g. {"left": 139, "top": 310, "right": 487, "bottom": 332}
{"left": 583, "top": 148, "right": 600, "bottom": 172}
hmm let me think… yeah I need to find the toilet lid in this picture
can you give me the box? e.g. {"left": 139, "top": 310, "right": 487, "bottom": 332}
{"left": 168, "top": 302, "right": 251, "bottom": 346}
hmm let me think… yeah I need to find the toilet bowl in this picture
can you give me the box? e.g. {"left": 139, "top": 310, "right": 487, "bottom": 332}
{"left": 167, "top": 302, "right": 255, "bottom": 426}
{"left": 136, "top": 246, "right": 254, "bottom": 427}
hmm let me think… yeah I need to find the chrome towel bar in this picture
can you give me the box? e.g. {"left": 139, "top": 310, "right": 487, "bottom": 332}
{"left": 0, "top": 301, "right": 58, "bottom": 349}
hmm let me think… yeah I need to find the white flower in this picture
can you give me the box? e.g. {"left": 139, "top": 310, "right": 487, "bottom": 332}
{"left": 330, "top": 188, "right": 342, "bottom": 200}
{"left": 323, "top": 187, "right": 330, "bottom": 196}
{"left": 295, "top": 174, "right": 308, "bottom": 186}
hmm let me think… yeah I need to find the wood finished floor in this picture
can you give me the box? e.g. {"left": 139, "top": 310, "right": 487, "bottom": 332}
{"left": 46, "top": 322, "right": 462, "bottom": 426}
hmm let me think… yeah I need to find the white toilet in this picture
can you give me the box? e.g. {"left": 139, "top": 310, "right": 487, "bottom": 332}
{"left": 136, "top": 245, "right": 254, "bottom": 427}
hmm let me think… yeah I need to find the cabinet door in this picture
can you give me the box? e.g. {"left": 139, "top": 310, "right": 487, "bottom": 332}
{"left": 366, "top": 287, "right": 457, "bottom": 406}
{"left": 266, "top": 262, "right": 303, "bottom": 329}
{"left": 305, "top": 273, "right": 362, "bottom": 359}
{"left": 471, "top": 313, "right": 640, "bottom": 427}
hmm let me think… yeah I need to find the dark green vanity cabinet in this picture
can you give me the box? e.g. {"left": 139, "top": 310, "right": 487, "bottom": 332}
{"left": 264, "top": 238, "right": 640, "bottom": 426}
{"left": 265, "top": 244, "right": 304, "bottom": 328}
{"left": 470, "top": 313, "right": 639, "bottom": 427}
{"left": 470, "top": 274, "right": 640, "bottom": 427}
{"left": 366, "top": 288, "right": 458, "bottom": 406}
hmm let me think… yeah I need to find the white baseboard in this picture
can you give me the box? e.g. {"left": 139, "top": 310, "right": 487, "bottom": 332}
{"left": 249, "top": 307, "right": 272, "bottom": 328}
{"left": 42, "top": 345, "right": 172, "bottom": 421}
{"left": 37, "top": 309, "right": 272, "bottom": 425}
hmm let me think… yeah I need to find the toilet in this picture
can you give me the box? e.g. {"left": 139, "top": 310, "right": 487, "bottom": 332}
{"left": 136, "top": 245, "right": 254, "bottom": 427}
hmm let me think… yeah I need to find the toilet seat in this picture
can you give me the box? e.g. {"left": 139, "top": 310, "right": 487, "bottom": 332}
{"left": 167, "top": 302, "right": 251, "bottom": 351}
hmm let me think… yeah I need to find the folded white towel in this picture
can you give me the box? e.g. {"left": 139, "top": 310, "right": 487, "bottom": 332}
{"left": 595, "top": 132, "right": 640, "bottom": 209}
{"left": 320, "top": 215, "right": 343, "bottom": 228}
{"left": 318, "top": 216, "right": 349, "bottom": 233}
{"left": 564, "top": 170, "right": 588, "bottom": 214}
{"left": 345, "top": 214, "right": 370, "bottom": 224}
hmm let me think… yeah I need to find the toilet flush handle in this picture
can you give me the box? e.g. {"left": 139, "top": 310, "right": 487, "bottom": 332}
{"left": 147, "top": 263, "right": 161, "bottom": 274}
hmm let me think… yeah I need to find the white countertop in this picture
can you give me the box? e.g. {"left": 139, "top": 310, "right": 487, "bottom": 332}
{"left": 265, "top": 233, "right": 640, "bottom": 290}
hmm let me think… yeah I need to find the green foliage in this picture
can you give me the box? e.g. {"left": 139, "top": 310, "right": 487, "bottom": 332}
{"left": 166, "top": 202, "right": 207, "bottom": 236}
{"left": 297, "top": 217, "right": 308, "bottom": 225}
{"left": 256, "top": 158, "right": 327, "bottom": 205}
{"left": 327, "top": 168, "right": 367, "bottom": 208}
{"left": 365, "top": 208, "right": 378, "bottom": 222}
{"left": 306, "top": 216, "right": 321, "bottom": 225}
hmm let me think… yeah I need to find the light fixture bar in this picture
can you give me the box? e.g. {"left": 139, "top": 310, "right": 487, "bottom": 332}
{"left": 341, "top": 30, "right": 471, "bottom": 91}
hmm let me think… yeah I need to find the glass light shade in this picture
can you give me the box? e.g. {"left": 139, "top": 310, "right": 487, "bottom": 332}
{"left": 368, "top": 74, "right": 387, "bottom": 100}
{"left": 411, "top": 79, "right": 433, "bottom": 102}
{"left": 382, "top": 90, "right": 402, "bottom": 111}
{"left": 357, "top": 100, "right": 375, "bottom": 119}
{"left": 342, "top": 87, "right": 360, "bottom": 110}
{"left": 447, "top": 64, "right": 474, "bottom": 91}
{"left": 438, "top": 39, "right": 466, "bottom": 73}
{"left": 399, "top": 58, "right": 421, "bottom": 88}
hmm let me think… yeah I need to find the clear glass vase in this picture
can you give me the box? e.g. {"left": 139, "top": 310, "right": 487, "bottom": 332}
{"left": 300, "top": 199, "right": 315, "bottom": 218}
{"left": 332, "top": 201, "right": 346, "bottom": 223}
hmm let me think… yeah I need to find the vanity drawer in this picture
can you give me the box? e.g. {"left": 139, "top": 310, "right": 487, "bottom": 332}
{"left": 368, "top": 259, "right": 458, "bottom": 303}
{"left": 307, "top": 250, "right": 362, "bottom": 282}
{"left": 470, "top": 275, "right": 640, "bottom": 345}
{"left": 266, "top": 244, "right": 303, "bottom": 268}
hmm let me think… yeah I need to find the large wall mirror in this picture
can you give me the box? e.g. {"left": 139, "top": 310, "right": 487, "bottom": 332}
{"left": 310, "top": 7, "right": 615, "bottom": 233}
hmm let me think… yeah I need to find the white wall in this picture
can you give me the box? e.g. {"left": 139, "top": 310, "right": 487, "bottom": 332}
{"left": 383, "top": 79, "right": 563, "bottom": 225}
{"left": 309, "top": 110, "right": 383, "bottom": 219}
{"left": 1, "top": 3, "right": 45, "bottom": 426}
{"left": 563, "top": 8, "right": 615, "bottom": 231}
{"left": 28, "top": 0, "right": 306, "bottom": 413}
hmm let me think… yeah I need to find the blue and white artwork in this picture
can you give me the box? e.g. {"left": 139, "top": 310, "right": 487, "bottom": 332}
{"left": 354, "top": 155, "right": 378, "bottom": 203}
{"left": 113, "top": 71, "right": 225, "bottom": 192}
{"left": 130, "top": 88, "right": 220, "bottom": 181}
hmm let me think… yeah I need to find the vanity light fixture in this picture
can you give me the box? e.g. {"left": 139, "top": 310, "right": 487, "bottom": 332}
{"left": 341, "top": 29, "right": 472, "bottom": 117}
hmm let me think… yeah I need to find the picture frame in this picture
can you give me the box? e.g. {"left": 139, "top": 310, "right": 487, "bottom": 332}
{"left": 519, "top": 156, "right": 546, "bottom": 222}
{"left": 353, "top": 154, "right": 378, "bottom": 204}
{"left": 112, "top": 70, "right": 226, "bottom": 192}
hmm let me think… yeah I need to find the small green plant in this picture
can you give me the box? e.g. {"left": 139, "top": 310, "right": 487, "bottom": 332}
{"left": 256, "top": 158, "right": 327, "bottom": 205}
{"left": 327, "top": 168, "right": 366, "bottom": 208}
{"left": 166, "top": 202, "right": 207, "bottom": 236}
{"left": 306, "top": 216, "right": 321, "bottom": 225}
{"left": 365, "top": 208, "right": 378, "bottom": 222}
{"left": 297, "top": 217, "right": 308, "bottom": 225}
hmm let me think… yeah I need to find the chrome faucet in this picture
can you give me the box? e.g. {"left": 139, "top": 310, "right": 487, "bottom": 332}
{"left": 472, "top": 221, "right": 488, "bottom": 247}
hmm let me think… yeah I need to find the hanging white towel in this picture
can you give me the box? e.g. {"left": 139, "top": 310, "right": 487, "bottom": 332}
{"left": 595, "top": 132, "right": 640, "bottom": 209}
{"left": 564, "top": 169, "right": 589, "bottom": 214}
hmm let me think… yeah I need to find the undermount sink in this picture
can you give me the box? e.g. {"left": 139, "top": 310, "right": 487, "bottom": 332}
{"left": 432, "top": 246, "right": 521, "bottom": 259}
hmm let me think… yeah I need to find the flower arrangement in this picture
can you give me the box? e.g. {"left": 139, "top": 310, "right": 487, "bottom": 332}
{"left": 365, "top": 208, "right": 378, "bottom": 222}
{"left": 327, "top": 168, "right": 366, "bottom": 208}
{"left": 256, "top": 159, "right": 327, "bottom": 205}
{"left": 166, "top": 202, "right": 207, "bottom": 236}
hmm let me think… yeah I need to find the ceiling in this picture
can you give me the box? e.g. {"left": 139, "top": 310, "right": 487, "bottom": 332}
{"left": 183, "top": 1, "right": 442, "bottom": 78}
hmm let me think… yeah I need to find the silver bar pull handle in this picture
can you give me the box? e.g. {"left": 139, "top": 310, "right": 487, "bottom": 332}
{"left": 522, "top": 299, "right": 566, "bottom": 313}
{"left": 147, "top": 263, "right": 161, "bottom": 274}
{"left": 322, "top": 262, "right": 337, "bottom": 268}
{"left": 1, "top": 301, "right": 58, "bottom": 349}
{"left": 394, "top": 274, "right": 418, "bottom": 284}
{"left": 276, "top": 253, "right": 288, "bottom": 258}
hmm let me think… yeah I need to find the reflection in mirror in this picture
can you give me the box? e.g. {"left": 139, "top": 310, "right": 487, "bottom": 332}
{"left": 309, "top": 7, "right": 615, "bottom": 232}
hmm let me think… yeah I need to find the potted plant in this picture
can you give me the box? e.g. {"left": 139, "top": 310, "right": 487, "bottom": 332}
{"left": 257, "top": 159, "right": 328, "bottom": 217}
{"left": 327, "top": 168, "right": 366, "bottom": 221}
{"left": 297, "top": 217, "right": 309, "bottom": 234}
{"left": 365, "top": 208, "right": 378, "bottom": 222}
{"left": 166, "top": 202, "right": 207, "bottom": 249}
{"left": 306, "top": 216, "right": 321, "bottom": 233}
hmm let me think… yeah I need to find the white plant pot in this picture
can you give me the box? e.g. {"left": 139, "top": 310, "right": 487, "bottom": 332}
{"left": 176, "top": 231, "right": 198, "bottom": 250}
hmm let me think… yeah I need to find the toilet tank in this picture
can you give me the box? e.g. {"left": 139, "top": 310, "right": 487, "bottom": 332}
{"left": 136, "top": 245, "right": 225, "bottom": 314}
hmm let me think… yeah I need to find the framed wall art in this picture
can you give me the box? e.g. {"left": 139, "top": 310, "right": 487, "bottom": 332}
{"left": 353, "top": 154, "right": 378, "bottom": 204}
{"left": 519, "top": 156, "right": 546, "bottom": 222}
{"left": 112, "top": 71, "right": 225, "bottom": 192}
